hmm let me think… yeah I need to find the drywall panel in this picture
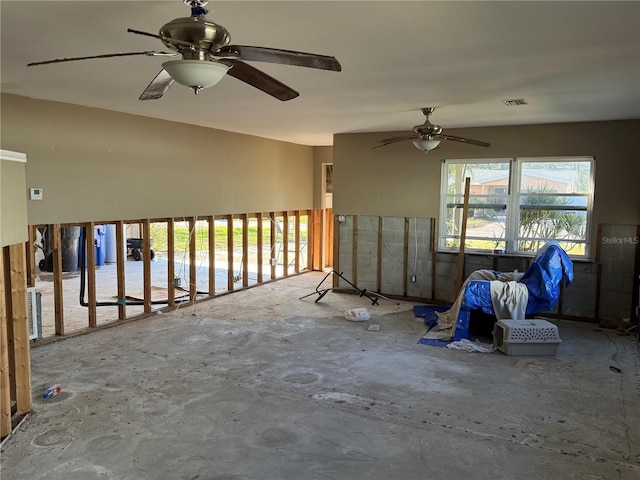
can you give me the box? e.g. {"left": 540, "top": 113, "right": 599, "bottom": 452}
{"left": 1, "top": 94, "right": 314, "bottom": 225}
{"left": 1, "top": 151, "right": 28, "bottom": 247}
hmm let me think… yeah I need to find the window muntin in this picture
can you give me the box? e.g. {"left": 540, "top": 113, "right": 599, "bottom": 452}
{"left": 440, "top": 157, "right": 594, "bottom": 257}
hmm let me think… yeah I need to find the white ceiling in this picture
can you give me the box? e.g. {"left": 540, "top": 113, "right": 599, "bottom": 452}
{"left": 2, "top": 1, "right": 639, "bottom": 146}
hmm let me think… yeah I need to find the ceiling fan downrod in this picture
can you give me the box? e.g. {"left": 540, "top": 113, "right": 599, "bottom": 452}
{"left": 184, "top": 0, "right": 209, "bottom": 16}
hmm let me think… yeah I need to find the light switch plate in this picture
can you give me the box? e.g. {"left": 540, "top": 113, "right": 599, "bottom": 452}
{"left": 29, "top": 188, "right": 43, "bottom": 200}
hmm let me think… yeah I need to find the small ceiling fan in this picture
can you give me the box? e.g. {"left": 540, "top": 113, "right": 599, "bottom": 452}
{"left": 374, "top": 107, "right": 491, "bottom": 152}
{"left": 27, "top": 0, "right": 341, "bottom": 101}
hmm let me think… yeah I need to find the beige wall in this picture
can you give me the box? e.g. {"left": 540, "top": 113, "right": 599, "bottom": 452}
{"left": 0, "top": 151, "right": 28, "bottom": 247}
{"left": 1, "top": 94, "right": 315, "bottom": 225}
{"left": 333, "top": 120, "right": 640, "bottom": 258}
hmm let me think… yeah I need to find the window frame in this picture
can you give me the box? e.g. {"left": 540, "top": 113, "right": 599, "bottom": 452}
{"left": 439, "top": 156, "right": 595, "bottom": 258}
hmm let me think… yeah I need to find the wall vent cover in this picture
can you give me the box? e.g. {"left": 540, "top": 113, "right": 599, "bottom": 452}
{"left": 501, "top": 98, "right": 528, "bottom": 106}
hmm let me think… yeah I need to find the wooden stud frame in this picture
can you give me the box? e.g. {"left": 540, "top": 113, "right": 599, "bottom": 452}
{"left": 269, "top": 212, "right": 278, "bottom": 279}
{"left": 257, "top": 213, "right": 264, "bottom": 283}
{"left": 0, "top": 250, "right": 11, "bottom": 439}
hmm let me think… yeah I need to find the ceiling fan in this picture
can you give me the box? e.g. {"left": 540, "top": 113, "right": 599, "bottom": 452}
{"left": 27, "top": 0, "right": 341, "bottom": 101}
{"left": 374, "top": 107, "right": 491, "bottom": 153}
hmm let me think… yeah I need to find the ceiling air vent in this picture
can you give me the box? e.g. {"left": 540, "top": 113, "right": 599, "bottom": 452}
{"left": 501, "top": 98, "right": 528, "bottom": 106}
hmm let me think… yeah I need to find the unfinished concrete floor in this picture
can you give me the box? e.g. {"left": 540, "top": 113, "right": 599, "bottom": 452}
{"left": 1, "top": 272, "right": 639, "bottom": 480}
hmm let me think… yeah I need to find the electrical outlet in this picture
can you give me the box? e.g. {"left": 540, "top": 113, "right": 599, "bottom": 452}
{"left": 172, "top": 277, "right": 181, "bottom": 287}
{"left": 270, "top": 258, "right": 277, "bottom": 266}
{"left": 411, "top": 275, "right": 417, "bottom": 283}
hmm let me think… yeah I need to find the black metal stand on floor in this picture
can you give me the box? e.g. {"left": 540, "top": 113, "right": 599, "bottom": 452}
{"left": 299, "top": 270, "right": 399, "bottom": 305}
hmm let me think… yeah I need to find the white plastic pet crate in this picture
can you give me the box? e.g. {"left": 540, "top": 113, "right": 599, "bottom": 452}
{"left": 493, "top": 319, "right": 561, "bottom": 356}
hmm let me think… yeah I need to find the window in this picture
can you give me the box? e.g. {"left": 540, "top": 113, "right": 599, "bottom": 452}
{"left": 439, "top": 157, "right": 594, "bottom": 258}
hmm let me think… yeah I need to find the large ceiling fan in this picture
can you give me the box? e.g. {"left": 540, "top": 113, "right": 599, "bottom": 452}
{"left": 27, "top": 0, "right": 341, "bottom": 101}
{"left": 374, "top": 107, "right": 491, "bottom": 152}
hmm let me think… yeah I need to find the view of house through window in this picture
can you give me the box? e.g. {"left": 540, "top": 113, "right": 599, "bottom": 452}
{"left": 440, "top": 157, "right": 594, "bottom": 257}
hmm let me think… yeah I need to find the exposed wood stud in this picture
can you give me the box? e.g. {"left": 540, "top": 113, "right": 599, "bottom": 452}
{"left": 430, "top": 218, "right": 436, "bottom": 300}
{"left": 294, "top": 211, "right": 300, "bottom": 274}
{"left": 52, "top": 224, "right": 64, "bottom": 336}
{"left": 0, "top": 249, "right": 11, "bottom": 439}
{"left": 207, "top": 216, "right": 215, "bottom": 296}
{"left": 166, "top": 219, "right": 176, "bottom": 306}
{"left": 403, "top": 217, "right": 410, "bottom": 297}
{"left": 306, "top": 210, "right": 313, "bottom": 272}
{"left": 270, "top": 212, "right": 277, "bottom": 280}
{"left": 8, "top": 243, "right": 31, "bottom": 416}
{"left": 325, "top": 208, "right": 334, "bottom": 268}
{"left": 352, "top": 215, "right": 358, "bottom": 285}
{"left": 283, "top": 212, "right": 289, "bottom": 277}
{"left": 242, "top": 214, "right": 249, "bottom": 287}
{"left": 188, "top": 217, "right": 197, "bottom": 303}
{"left": 377, "top": 216, "right": 383, "bottom": 293}
{"left": 257, "top": 213, "right": 264, "bottom": 283}
{"left": 455, "top": 177, "right": 471, "bottom": 292}
{"left": 26, "top": 226, "right": 36, "bottom": 288}
{"left": 227, "top": 215, "right": 234, "bottom": 291}
{"left": 115, "top": 221, "right": 126, "bottom": 319}
{"left": 332, "top": 214, "right": 340, "bottom": 289}
{"left": 312, "top": 209, "right": 321, "bottom": 271}
{"left": 85, "top": 223, "right": 97, "bottom": 328}
{"left": 142, "top": 219, "right": 153, "bottom": 313}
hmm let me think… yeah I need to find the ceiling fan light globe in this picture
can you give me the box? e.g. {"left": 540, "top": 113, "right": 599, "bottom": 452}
{"left": 412, "top": 138, "right": 441, "bottom": 152}
{"left": 162, "top": 60, "right": 229, "bottom": 89}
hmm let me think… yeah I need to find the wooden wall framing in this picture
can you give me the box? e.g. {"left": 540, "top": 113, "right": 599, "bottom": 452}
{"left": 1, "top": 243, "right": 32, "bottom": 440}
{"left": 21, "top": 209, "right": 328, "bottom": 343}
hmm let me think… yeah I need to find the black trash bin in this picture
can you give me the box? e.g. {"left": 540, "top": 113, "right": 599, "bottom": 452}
{"left": 41, "top": 226, "right": 81, "bottom": 272}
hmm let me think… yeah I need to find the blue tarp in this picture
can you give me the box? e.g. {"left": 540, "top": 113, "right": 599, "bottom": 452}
{"left": 417, "top": 242, "right": 573, "bottom": 345}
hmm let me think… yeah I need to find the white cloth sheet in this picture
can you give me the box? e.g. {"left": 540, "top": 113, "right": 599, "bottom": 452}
{"left": 423, "top": 269, "right": 528, "bottom": 342}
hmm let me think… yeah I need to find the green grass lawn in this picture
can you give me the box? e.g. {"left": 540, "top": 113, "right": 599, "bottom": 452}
{"left": 148, "top": 219, "right": 308, "bottom": 254}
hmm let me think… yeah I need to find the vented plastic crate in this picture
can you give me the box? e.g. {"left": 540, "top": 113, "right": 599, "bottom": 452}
{"left": 493, "top": 319, "right": 561, "bottom": 356}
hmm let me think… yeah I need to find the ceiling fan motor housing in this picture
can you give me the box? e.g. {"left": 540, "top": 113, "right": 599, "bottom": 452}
{"left": 160, "top": 16, "right": 230, "bottom": 60}
{"left": 413, "top": 107, "right": 442, "bottom": 136}
{"left": 413, "top": 123, "right": 442, "bottom": 137}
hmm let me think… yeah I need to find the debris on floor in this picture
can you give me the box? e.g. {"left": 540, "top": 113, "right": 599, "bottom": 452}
{"left": 344, "top": 307, "right": 371, "bottom": 321}
{"left": 446, "top": 338, "right": 494, "bottom": 353}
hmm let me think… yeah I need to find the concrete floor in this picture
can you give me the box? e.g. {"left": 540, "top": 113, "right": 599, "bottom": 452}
{"left": 1, "top": 272, "right": 639, "bottom": 480}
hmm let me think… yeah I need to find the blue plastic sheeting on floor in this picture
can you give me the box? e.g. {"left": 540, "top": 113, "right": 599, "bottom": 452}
{"left": 417, "top": 337, "right": 451, "bottom": 348}
{"left": 414, "top": 304, "right": 473, "bottom": 346}
{"left": 414, "top": 305, "right": 451, "bottom": 348}
{"left": 413, "top": 304, "right": 450, "bottom": 328}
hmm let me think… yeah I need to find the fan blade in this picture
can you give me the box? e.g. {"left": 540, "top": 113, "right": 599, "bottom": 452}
{"left": 27, "top": 51, "right": 173, "bottom": 67}
{"left": 139, "top": 69, "right": 175, "bottom": 100}
{"left": 217, "top": 45, "right": 341, "bottom": 71}
{"left": 220, "top": 59, "right": 298, "bottom": 101}
{"left": 436, "top": 134, "right": 491, "bottom": 147}
{"left": 372, "top": 134, "right": 417, "bottom": 149}
{"left": 127, "top": 28, "right": 201, "bottom": 51}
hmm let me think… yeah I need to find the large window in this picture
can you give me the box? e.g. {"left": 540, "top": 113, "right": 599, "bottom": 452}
{"left": 439, "top": 157, "right": 594, "bottom": 257}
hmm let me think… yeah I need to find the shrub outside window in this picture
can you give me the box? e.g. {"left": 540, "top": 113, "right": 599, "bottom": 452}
{"left": 439, "top": 157, "right": 594, "bottom": 258}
